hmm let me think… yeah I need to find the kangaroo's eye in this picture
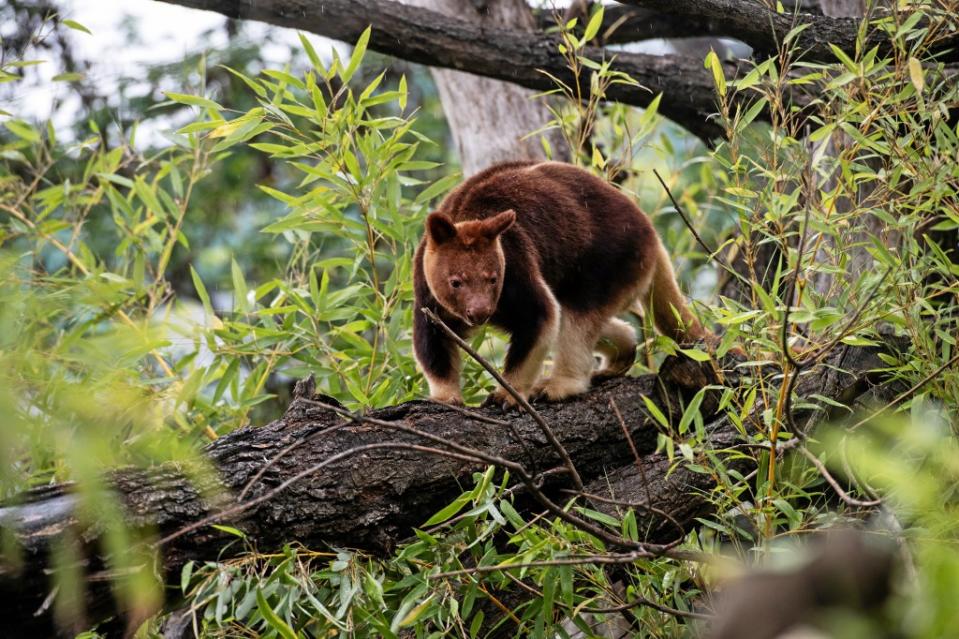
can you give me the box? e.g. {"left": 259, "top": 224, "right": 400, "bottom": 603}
{"left": 489, "top": 276, "right": 497, "bottom": 284}
{"left": 450, "top": 278, "right": 462, "bottom": 289}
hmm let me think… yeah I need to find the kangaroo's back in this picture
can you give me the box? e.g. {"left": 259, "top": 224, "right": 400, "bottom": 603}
{"left": 414, "top": 160, "right": 718, "bottom": 408}
{"left": 436, "top": 162, "right": 658, "bottom": 313}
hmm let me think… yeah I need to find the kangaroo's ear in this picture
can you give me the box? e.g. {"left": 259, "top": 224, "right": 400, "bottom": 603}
{"left": 426, "top": 213, "right": 457, "bottom": 244}
{"left": 481, "top": 209, "right": 516, "bottom": 239}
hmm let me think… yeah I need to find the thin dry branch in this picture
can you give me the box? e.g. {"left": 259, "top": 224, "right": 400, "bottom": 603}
{"left": 799, "top": 446, "right": 882, "bottom": 508}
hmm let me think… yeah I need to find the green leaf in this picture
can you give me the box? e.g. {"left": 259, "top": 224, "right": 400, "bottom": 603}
{"left": 678, "top": 389, "right": 705, "bottom": 435}
{"left": 416, "top": 172, "right": 460, "bottom": 204}
{"left": 582, "top": 5, "right": 604, "bottom": 42}
{"left": 398, "top": 74, "right": 408, "bottom": 110}
{"left": 642, "top": 395, "right": 670, "bottom": 430}
{"left": 679, "top": 347, "right": 712, "bottom": 362}
{"left": 133, "top": 176, "right": 165, "bottom": 216}
{"left": 180, "top": 561, "right": 194, "bottom": 594}
{"left": 4, "top": 119, "right": 40, "bottom": 142}
{"left": 705, "top": 50, "right": 726, "bottom": 97}
{"left": 908, "top": 56, "right": 925, "bottom": 93}
{"left": 52, "top": 72, "right": 84, "bottom": 82}
{"left": 398, "top": 595, "right": 435, "bottom": 628}
{"left": 829, "top": 43, "right": 858, "bottom": 73}
{"left": 231, "top": 259, "right": 249, "bottom": 313}
{"left": 220, "top": 64, "right": 267, "bottom": 98}
{"left": 211, "top": 524, "right": 246, "bottom": 538}
{"left": 423, "top": 492, "right": 472, "bottom": 526}
{"left": 190, "top": 266, "right": 215, "bottom": 319}
{"left": 213, "top": 358, "right": 240, "bottom": 403}
{"left": 469, "top": 610, "right": 485, "bottom": 638}
{"left": 341, "top": 26, "right": 371, "bottom": 84}
{"left": 299, "top": 32, "right": 323, "bottom": 71}
{"left": 164, "top": 92, "right": 222, "bottom": 111}
{"left": 62, "top": 19, "right": 92, "bottom": 35}
{"left": 256, "top": 588, "right": 297, "bottom": 639}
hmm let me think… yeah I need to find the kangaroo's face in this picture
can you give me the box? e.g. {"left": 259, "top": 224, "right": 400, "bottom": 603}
{"left": 422, "top": 209, "right": 516, "bottom": 326}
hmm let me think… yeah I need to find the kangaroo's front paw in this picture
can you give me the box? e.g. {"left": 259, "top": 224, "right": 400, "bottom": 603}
{"left": 482, "top": 387, "right": 524, "bottom": 411}
{"left": 431, "top": 391, "right": 464, "bottom": 406}
{"left": 530, "top": 377, "right": 590, "bottom": 402}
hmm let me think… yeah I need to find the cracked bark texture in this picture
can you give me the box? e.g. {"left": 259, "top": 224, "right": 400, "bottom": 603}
{"left": 0, "top": 339, "right": 901, "bottom": 637}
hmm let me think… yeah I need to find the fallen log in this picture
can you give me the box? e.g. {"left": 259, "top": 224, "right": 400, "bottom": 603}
{"left": 0, "top": 339, "right": 895, "bottom": 636}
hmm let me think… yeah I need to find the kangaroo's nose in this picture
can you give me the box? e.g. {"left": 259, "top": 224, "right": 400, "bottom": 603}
{"left": 466, "top": 306, "right": 490, "bottom": 324}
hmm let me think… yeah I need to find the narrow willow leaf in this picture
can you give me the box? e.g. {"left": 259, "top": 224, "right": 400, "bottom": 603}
{"left": 62, "top": 19, "right": 92, "bottom": 34}
{"left": 582, "top": 4, "right": 604, "bottom": 41}
{"left": 705, "top": 50, "right": 726, "bottom": 97}
{"left": 908, "top": 56, "right": 925, "bottom": 94}
{"left": 256, "top": 589, "right": 297, "bottom": 639}
{"left": 341, "top": 26, "right": 371, "bottom": 84}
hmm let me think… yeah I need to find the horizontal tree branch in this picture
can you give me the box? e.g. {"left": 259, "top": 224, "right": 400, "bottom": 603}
{"left": 154, "top": 0, "right": 737, "bottom": 140}
{"left": 535, "top": 3, "right": 731, "bottom": 44}
{"left": 0, "top": 337, "right": 898, "bottom": 636}
{"left": 534, "top": 0, "right": 819, "bottom": 48}
{"left": 617, "top": 0, "right": 959, "bottom": 63}
{"left": 149, "top": 0, "right": 957, "bottom": 143}
{"left": 536, "top": 0, "right": 821, "bottom": 45}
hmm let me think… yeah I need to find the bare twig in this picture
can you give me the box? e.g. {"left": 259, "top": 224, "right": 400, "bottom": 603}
{"left": 427, "top": 397, "right": 540, "bottom": 474}
{"left": 780, "top": 200, "right": 813, "bottom": 371}
{"left": 575, "top": 593, "right": 712, "bottom": 620}
{"left": 430, "top": 552, "right": 651, "bottom": 578}
{"left": 767, "top": 197, "right": 814, "bottom": 532}
{"left": 799, "top": 446, "right": 882, "bottom": 508}
{"left": 849, "top": 350, "right": 959, "bottom": 431}
{"left": 609, "top": 396, "right": 653, "bottom": 507}
{"left": 421, "top": 307, "right": 584, "bottom": 492}
{"left": 559, "top": 489, "right": 687, "bottom": 543}
{"left": 423, "top": 398, "right": 511, "bottom": 426}
{"left": 652, "top": 169, "right": 739, "bottom": 279}
{"left": 502, "top": 571, "right": 711, "bottom": 620}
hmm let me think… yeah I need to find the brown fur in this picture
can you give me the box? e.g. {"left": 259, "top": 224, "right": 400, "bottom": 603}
{"left": 413, "top": 161, "right": 712, "bottom": 405}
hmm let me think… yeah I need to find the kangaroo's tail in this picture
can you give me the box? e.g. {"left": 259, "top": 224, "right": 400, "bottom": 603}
{"left": 637, "top": 238, "right": 709, "bottom": 344}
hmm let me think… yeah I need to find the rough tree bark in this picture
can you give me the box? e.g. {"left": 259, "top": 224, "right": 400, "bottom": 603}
{"left": 0, "top": 339, "right": 900, "bottom": 636}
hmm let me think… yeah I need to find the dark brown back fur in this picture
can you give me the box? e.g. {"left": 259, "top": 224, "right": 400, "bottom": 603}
{"left": 435, "top": 162, "right": 658, "bottom": 315}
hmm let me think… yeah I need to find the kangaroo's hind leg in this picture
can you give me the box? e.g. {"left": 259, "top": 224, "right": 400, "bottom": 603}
{"left": 592, "top": 317, "right": 637, "bottom": 382}
{"left": 533, "top": 309, "right": 607, "bottom": 401}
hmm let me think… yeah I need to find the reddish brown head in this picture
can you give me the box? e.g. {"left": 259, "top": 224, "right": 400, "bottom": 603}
{"left": 422, "top": 209, "right": 516, "bottom": 326}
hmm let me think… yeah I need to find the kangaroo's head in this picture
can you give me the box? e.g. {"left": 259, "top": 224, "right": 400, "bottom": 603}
{"left": 422, "top": 209, "right": 516, "bottom": 326}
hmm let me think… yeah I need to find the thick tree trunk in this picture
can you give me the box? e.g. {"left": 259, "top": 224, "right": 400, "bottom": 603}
{"left": 807, "top": 0, "right": 900, "bottom": 298}
{"left": 401, "top": 0, "right": 565, "bottom": 174}
{"left": 0, "top": 339, "right": 899, "bottom": 637}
